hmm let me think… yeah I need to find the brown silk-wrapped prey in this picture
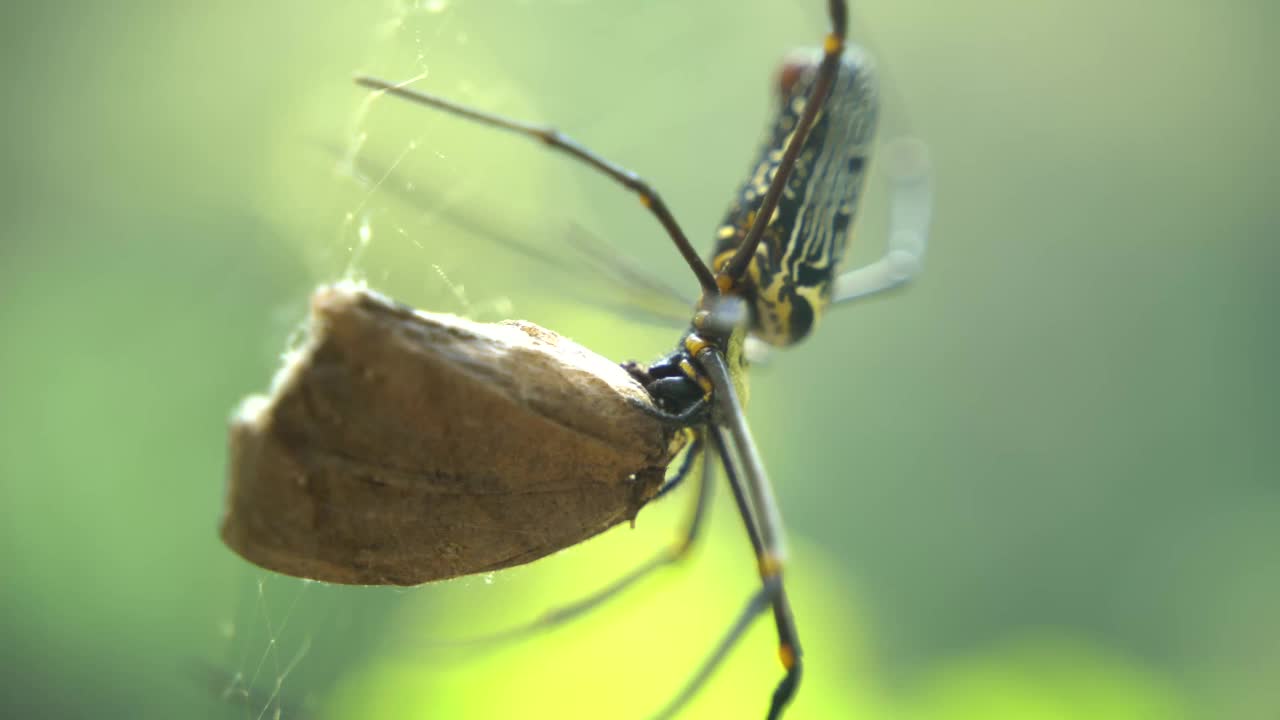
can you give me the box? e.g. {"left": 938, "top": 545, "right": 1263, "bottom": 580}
{"left": 221, "top": 283, "right": 686, "bottom": 586}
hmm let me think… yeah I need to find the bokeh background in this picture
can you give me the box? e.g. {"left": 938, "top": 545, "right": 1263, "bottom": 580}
{"left": 2, "top": 1, "right": 1276, "bottom": 718}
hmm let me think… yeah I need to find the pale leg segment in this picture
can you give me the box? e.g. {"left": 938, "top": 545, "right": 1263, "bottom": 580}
{"left": 832, "top": 137, "right": 933, "bottom": 305}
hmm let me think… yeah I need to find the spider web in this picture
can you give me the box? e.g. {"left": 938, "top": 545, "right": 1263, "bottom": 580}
{"left": 212, "top": 578, "right": 313, "bottom": 720}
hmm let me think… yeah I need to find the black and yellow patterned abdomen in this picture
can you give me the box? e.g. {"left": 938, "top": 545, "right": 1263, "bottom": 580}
{"left": 712, "top": 47, "right": 878, "bottom": 346}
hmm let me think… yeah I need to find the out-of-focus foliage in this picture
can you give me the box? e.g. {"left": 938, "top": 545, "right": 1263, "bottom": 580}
{"left": 1, "top": 1, "right": 1275, "bottom": 719}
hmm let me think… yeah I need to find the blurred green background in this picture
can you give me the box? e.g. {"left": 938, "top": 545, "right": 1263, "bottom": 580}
{"left": 2, "top": 1, "right": 1276, "bottom": 718}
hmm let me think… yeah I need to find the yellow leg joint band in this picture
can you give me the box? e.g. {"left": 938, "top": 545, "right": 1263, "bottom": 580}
{"left": 697, "top": 375, "right": 713, "bottom": 396}
{"left": 758, "top": 552, "right": 784, "bottom": 578}
{"left": 683, "top": 335, "right": 710, "bottom": 356}
{"left": 779, "top": 643, "right": 796, "bottom": 670}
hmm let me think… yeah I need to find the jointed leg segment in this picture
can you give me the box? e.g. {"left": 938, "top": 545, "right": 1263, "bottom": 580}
{"left": 832, "top": 138, "right": 933, "bottom": 305}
